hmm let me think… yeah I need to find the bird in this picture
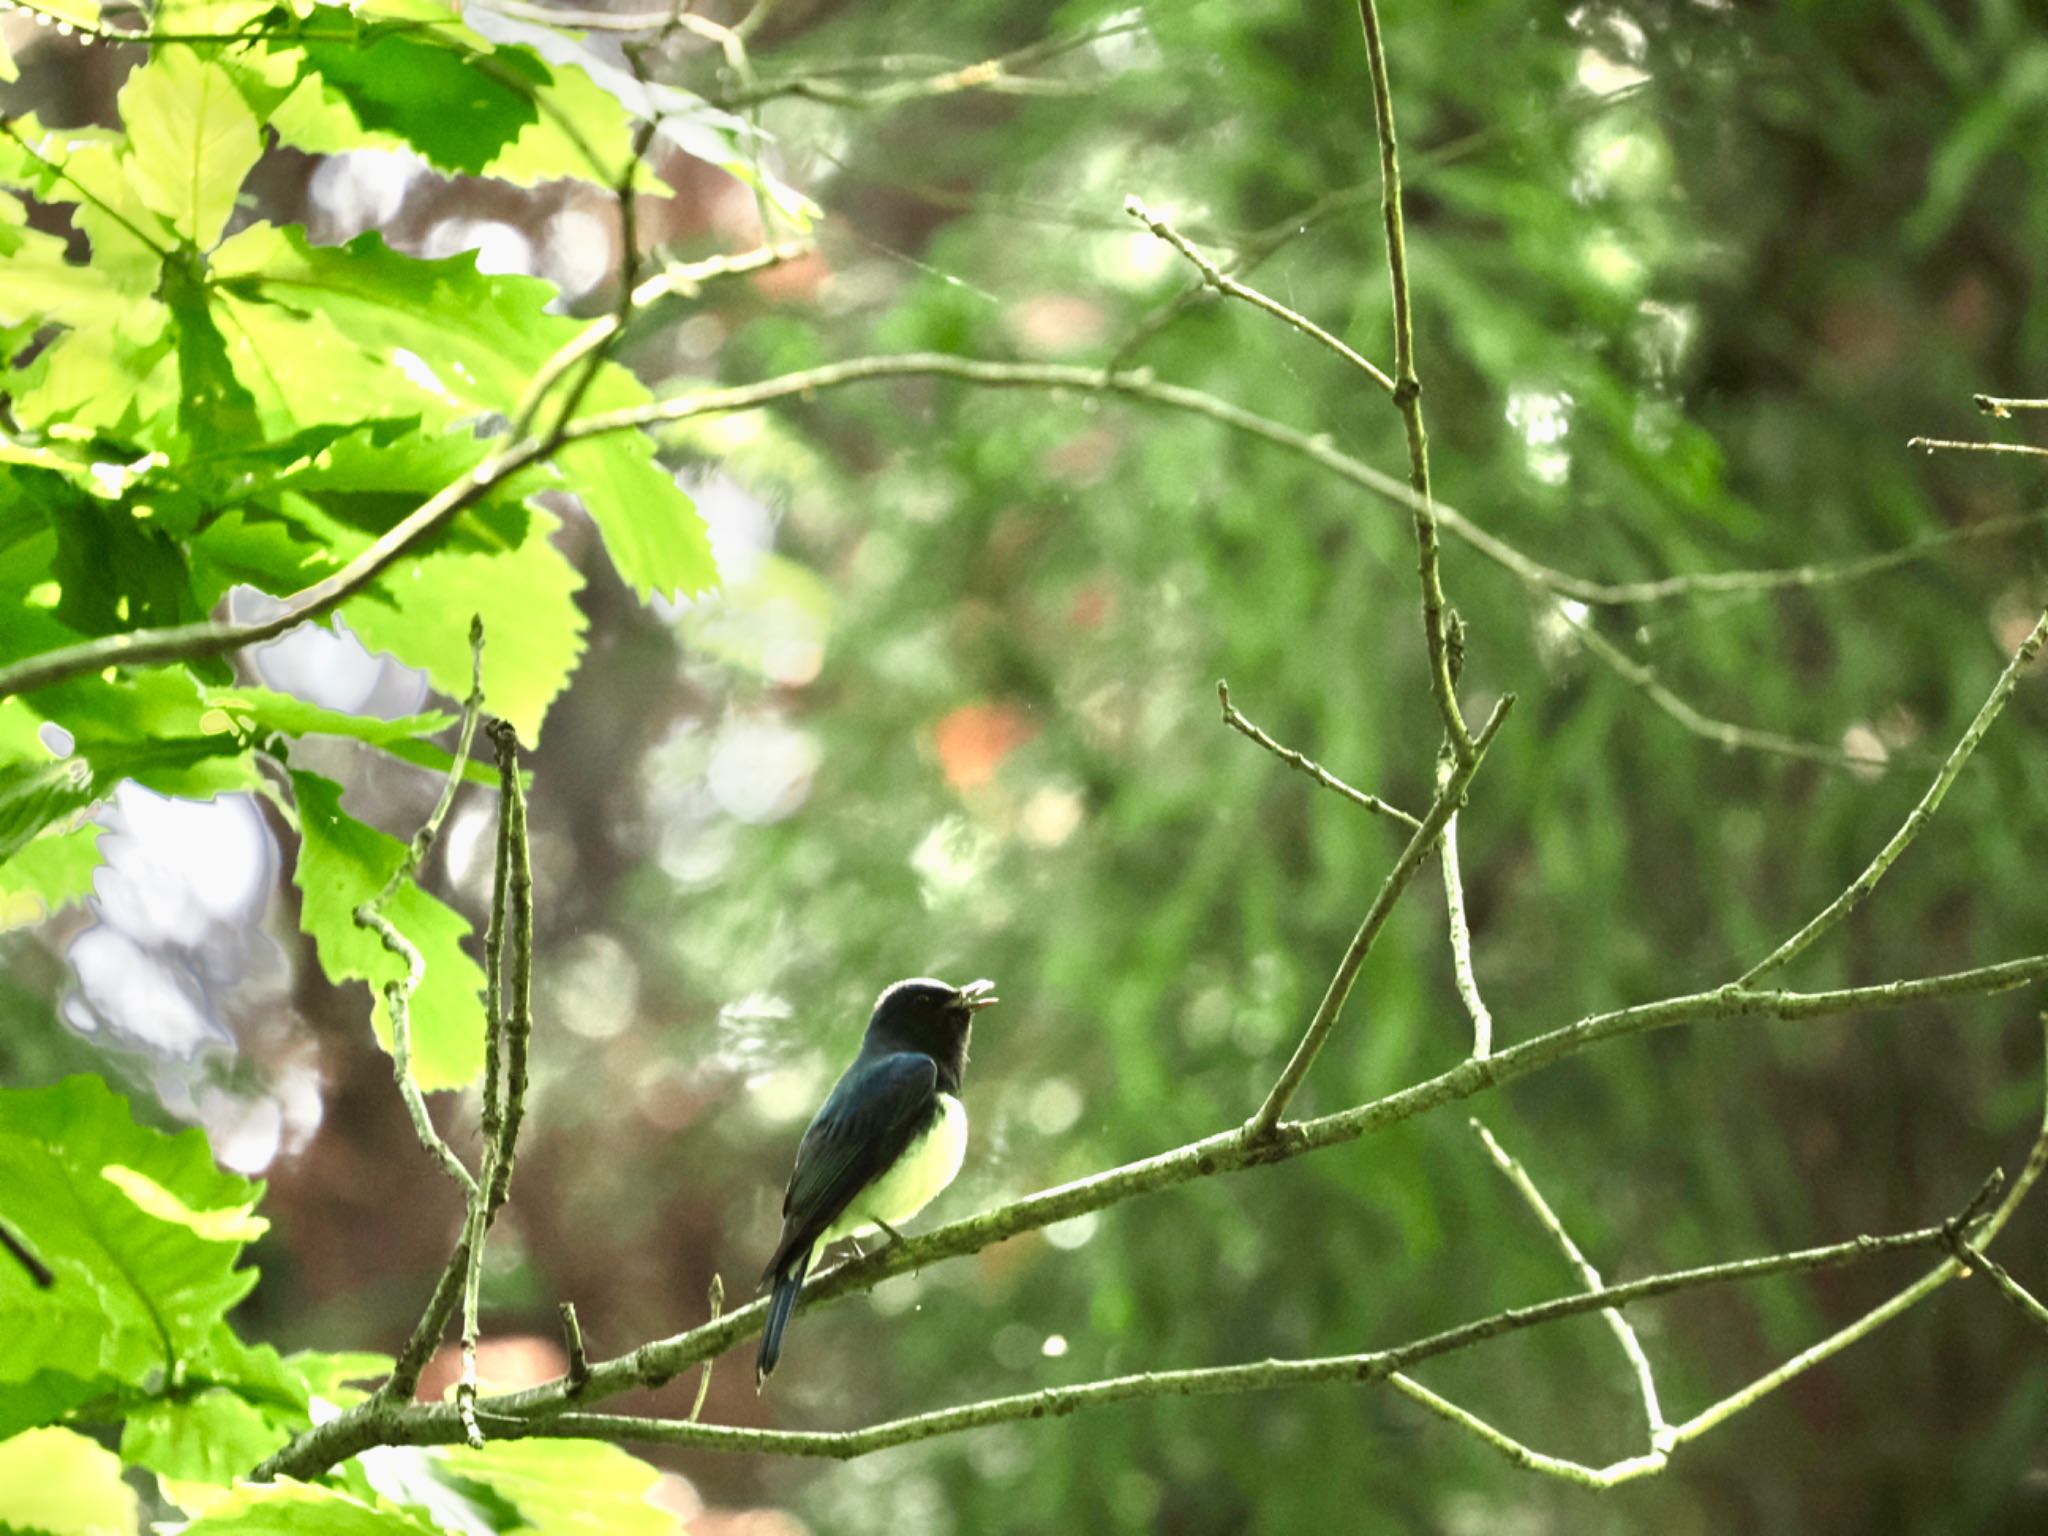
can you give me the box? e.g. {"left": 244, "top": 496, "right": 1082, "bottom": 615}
{"left": 756, "top": 976, "right": 998, "bottom": 1385}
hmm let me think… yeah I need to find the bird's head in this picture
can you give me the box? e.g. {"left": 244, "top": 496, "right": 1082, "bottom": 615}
{"left": 865, "top": 976, "right": 998, "bottom": 1066}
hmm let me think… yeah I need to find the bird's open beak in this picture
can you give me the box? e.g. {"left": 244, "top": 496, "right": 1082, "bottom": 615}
{"left": 956, "top": 978, "right": 1000, "bottom": 1011}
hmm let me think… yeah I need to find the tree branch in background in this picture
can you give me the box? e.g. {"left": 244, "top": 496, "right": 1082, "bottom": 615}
{"left": 1217, "top": 681, "right": 1421, "bottom": 829}
{"left": 1740, "top": 606, "right": 2048, "bottom": 984}
{"left": 1125, "top": 198, "right": 1397, "bottom": 395}
{"left": 1470, "top": 1119, "right": 1668, "bottom": 1443}
{"left": 1908, "top": 437, "right": 2048, "bottom": 459}
{"left": 1558, "top": 603, "right": 1914, "bottom": 772}
{"left": 1249, "top": 694, "right": 1514, "bottom": 1137}
{"left": 1975, "top": 394, "right": 2048, "bottom": 417}
{"left": 1357, "top": 0, "right": 1471, "bottom": 760}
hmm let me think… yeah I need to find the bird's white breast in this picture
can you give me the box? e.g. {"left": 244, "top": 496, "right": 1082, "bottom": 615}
{"left": 823, "top": 1093, "right": 968, "bottom": 1245}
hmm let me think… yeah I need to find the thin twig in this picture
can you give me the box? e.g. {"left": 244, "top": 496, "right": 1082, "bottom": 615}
{"left": 1741, "top": 606, "right": 2048, "bottom": 983}
{"left": 1471, "top": 1120, "right": 1667, "bottom": 1443}
{"left": 1668, "top": 1018, "right": 2048, "bottom": 1448}
{"left": 351, "top": 623, "right": 491, "bottom": 1198}
{"left": 708, "top": 20, "right": 1130, "bottom": 110}
{"left": 1385, "top": 1372, "right": 1667, "bottom": 1487}
{"left": 1976, "top": 395, "right": 2048, "bottom": 418}
{"left": 1439, "top": 757, "right": 1493, "bottom": 1057}
{"left": 1946, "top": 1235, "right": 2048, "bottom": 1333}
{"left": 1358, "top": 0, "right": 1471, "bottom": 760}
{"left": 1249, "top": 695, "right": 1514, "bottom": 1137}
{"left": 1125, "top": 197, "right": 1396, "bottom": 395}
{"left": 1908, "top": 437, "right": 2048, "bottom": 458}
{"left": 1562, "top": 603, "right": 1905, "bottom": 772}
{"left": 1217, "top": 681, "right": 1421, "bottom": 829}
{"left": 484, "top": 721, "right": 535, "bottom": 1220}
{"left": 561, "top": 1302, "right": 592, "bottom": 1394}
{"left": 690, "top": 1276, "right": 724, "bottom": 1424}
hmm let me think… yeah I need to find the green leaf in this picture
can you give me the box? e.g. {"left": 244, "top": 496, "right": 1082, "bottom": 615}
{"left": 163, "top": 245, "right": 264, "bottom": 448}
{"left": 468, "top": 8, "right": 815, "bottom": 224}
{"left": 4, "top": 305, "right": 177, "bottom": 436}
{"left": 199, "top": 686, "right": 496, "bottom": 789}
{"left": 178, "top": 1482, "right": 442, "bottom": 1536}
{"left": 283, "top": 1350, "right": 392, "bottom": 1404}
{"left": 0, "top": 754, "right": 95, "bottom": 860}
{"left": 296, "top": 11, "right": 548, "bottom": 179}
{"left": 0, "top": 1370, "right": 106, "bottom": 1444}
{"left": 290, "top": 770, "right": 485, "bottom": 1091}
{"left": 121, "top": 1387, "right": 285, "bottom": 1484}
{"left": 45, "top": 481, "right": 204, "bottom": 639}
{"left": 342, "top": 508, "right": 586, "bottom": 744}
{"left": 118, "top": 1325, "right": 311, "bottom": 1486}
{"left": 0, "top": 121, "right": 173, "bottom": 294}
{"left": 212, "top": 224, "right": 716, "bottom": 602}
{"left": 0, "top": 824, "right": 102, "bottom": 929}
{"left": 201, "top": 687, "right": 452, "bottom": 750}
{"left": 0, "top": 216, "right": 124, "bottom": 329}
{"left": 201, "top": 287, "right": 447, "bottom": 434}
{"left": 0, "top": 1426, "right": 138, "bottom": 1536}
{"left": 118, "top": 48, "right": 263, "bottom": 248}
{"left": 434, "top": 1440, "right": 683, "bottom": 1536}
{"left": 0, "top": 1077, "right": 261, "bottom": 1395}
{"left": 23, "top": 671, "right": 259, "bottom": 804}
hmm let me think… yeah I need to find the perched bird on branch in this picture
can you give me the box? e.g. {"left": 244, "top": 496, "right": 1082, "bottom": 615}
{"left": 756, "top": 977, "right": 998, "bottom": 1385}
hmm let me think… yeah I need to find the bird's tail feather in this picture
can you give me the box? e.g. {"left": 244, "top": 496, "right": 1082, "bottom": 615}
{"left": 756, "top": 1247, "right": 812, "bottom": 1387}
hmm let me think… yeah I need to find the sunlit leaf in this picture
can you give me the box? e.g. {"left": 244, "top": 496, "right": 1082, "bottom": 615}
{"left": 211, "top": 224, "right": 716, "bottom": 602}
{"left": 117, "top": 48, "right": 263, "bottom": 248}
{"left": 295, "top": 7, "right": 547, "bottom": 178}
{"left": 433, "top": 1439, "right": 683, "bottom": 1536}
{"left": 178, "top": 1480, "right": 443, "bottom": 1536}
{"left": 290, "top": 770, "right": 486, "bottom": 1091}
{"left": 0, "top": 823, "right": 102, "bottom": 929}
{"left": 0, "top": 1078, "right": 262, "bottom": 1398}
{"left": 342, "top": 507, "right": 586, "bottom": 744}
{"left": 0, "top": 1426, "right": 138, "bottom": 1536}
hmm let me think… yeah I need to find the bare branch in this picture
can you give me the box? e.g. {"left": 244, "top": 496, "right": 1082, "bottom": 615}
{"left": 1125, "top": 197, "right": 1397, "bottom": 395}
{"left": 253, "top": 950, "right": 2048, "bottom": 1482}
{"left": 560, "top": 1302, "right": 592, "bottom": 1395}
{"left": 1250, "top": 695, "right": 1515, "bottom": 1137}
{"left": 1741, "top": 606, "right": 2048, "bottom": 983}
{"left": 1471, "top": 1120, "right": 1667, "bottom": 1442}
{"left": 12, "top": 354, "right": 2029, "bottom": 710}
{"left": 1438, "top": 751, "right": 1493, "bottom": 1056}
{"left": 1217, "top": 681, "right": 1421, "bottom": 829}
{"left": 1908, "top": 436, "right": 2048, "bottom": 458}
{"left": 1976, "top": 395, "right": 2048, "bottom": 418}
{"left": 1357, "top": 0, "right": 1472, "bottom": 759}
{"left": 1561, "top": 603, "right": 1909, "bottom": 773}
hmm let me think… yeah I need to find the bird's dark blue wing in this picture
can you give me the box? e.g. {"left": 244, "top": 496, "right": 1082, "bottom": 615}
{"left": 763, "top": 1051, "right": 937, "bottom": 1280}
